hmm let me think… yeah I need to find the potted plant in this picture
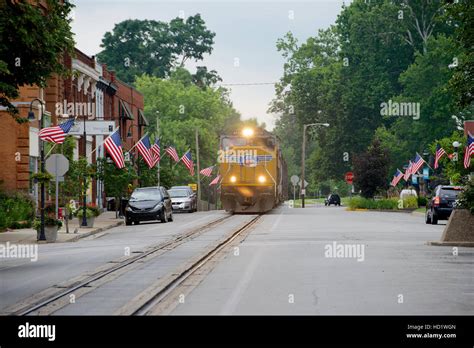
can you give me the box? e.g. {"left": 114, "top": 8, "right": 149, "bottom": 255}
{"left": 33, "top": 216, "right": 62, "bottom": 242}
{"left": 76, "top": 203, "right": 100, "bottom": 228}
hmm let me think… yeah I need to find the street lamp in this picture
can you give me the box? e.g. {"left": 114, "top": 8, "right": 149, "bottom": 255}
{"left": 453, "top": 141, "right": 461, "bottom": 162}
{"left": 28, "top": 99, "right": 46, "bottom": 241}
{"left": 301, "top": 122, "right": 329, "bottom": 208}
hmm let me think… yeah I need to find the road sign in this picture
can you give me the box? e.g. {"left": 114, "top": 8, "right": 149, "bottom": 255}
{"left": 290, "top": 175, "right": 299, "bottom": 186}
{"left": 298, "top": 179, "right": 308, "bottom": 188}
{"left": 69, "top": 121, "right": 115, "bottom": 135}
{"left": 45, "top": 154, "right": 69, "bottom": 176}
{"left": 345, "top": 172, "right": 354, "bottom": 185}
{"left": 188, "top": 183, "right": 197, "bottom": 191}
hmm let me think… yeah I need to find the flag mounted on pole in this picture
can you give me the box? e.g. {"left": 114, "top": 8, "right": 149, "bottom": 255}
{"left": 390, "top": 169, "right": 404, "bottom": 187}
{"left": 151, "top": 138, "right": 160, "bottom": 163}
{"left": 403, "top": 160, "right": 412, "bottom": 181}
{"left": 135, "top": 134, "right": 155, "bottom": 169}
{"left": 165, "top": 146, "right": 180, "bottom": 163}
{"left": 411, "top": 153, "right": 425, "bottom": 174}
{"left": 39, "top": 119, "right": 75, "bottom": 144}
{"left": 180, "top": 150, "right": 194, "bottom": 176}
{"left": 464, "top": 133, "right": 474, "bottom": 169}
{"left": 103, "top": 128, "right": 125, "bottom": 169}
{"left": 209, "top": 174, "right": 221, "bottom": 186}
{"left": 200, "top": 166, "right": 214, "bottom": 177}
{"left": 434, "top": 143, "right": 446, "bottom": 169}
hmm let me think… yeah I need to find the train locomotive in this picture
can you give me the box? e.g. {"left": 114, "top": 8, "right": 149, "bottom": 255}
{"left": 219, "top": 128, "right": 288, "bottom": 213}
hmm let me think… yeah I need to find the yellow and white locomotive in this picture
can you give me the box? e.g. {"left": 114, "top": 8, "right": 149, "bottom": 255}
{"left": 219, "top": 128, "right": 288, "bottom": 213}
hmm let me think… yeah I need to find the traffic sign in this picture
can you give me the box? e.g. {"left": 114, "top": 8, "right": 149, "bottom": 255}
{"left": 45, "top": 154, "right": 69, "bottom": 176}
{"left": 69, "top": 121, "right": 115, "bottom": 135}
{"left": 345, "top": 172, "right": 354, "bottom": 185}
{"left": 188, "top": 183, "right": 197, "bottom": 191}
{"left": 298, "top": 180, "right": 308, "bottom": 188}
{"left": 290, "top": 175, "right": 299, "bottom": 186}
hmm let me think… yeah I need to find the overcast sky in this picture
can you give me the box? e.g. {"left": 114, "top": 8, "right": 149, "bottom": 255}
{"left": 71, "top": 0, "right": 347, "bottom": 129}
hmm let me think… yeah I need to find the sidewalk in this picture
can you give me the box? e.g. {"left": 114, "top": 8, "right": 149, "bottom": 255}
{"left": 0, "top": 212, "right": 123, "bottom": 244}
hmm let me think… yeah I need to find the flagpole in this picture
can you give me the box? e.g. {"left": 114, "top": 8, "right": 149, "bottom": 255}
{"left": 88, "top": 126, "right": 119, "bottom": 159}
{"left": 156, "top": 114, "right": 160, "bottom": 187}
{"left": 44, "top": 144, "right": 58, "bottom": 159}
{"left": 126, "top": 132, "right": 149, "bottom": 155}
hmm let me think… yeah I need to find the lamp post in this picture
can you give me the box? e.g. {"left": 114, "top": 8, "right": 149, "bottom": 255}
{"left": 28, "top": 99, "right": 46, "bottom": 241}
{"left": 127, "top": 124, "right": 142, "bottom": 186}
{"left": 301, "top": 122, "right": 329, "bottom": 208}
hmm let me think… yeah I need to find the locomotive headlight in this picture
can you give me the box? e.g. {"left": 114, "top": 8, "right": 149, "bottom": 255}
{"left": 230, "top": 175, "right": 237, "bottom": 183}
{"left": 242, "top": 128, "right": 254, "bottom": 137}
{"left": 258, "top": 175, "right": 266, "bottom": 183}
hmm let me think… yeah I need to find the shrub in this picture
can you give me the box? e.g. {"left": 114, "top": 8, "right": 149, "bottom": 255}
{"left": 348, "top": 197, "right": 398, "bottom": 210}
{"left": 458, "top": 180, "right": 474, "bottom": 214}
{"left": 33, "top": 217, "right": 62, "bottom": 230}
{"left": 417, "top": 196, "right": 428, "bottom": 207}
{"left": 76, "top": 207, "right": 99, "bottom": 218}
{"left": 402, "top": 196, "right": 418, "bottom": 209}
{"left": 0, "top": 192, "right": 35, "bottom": 230}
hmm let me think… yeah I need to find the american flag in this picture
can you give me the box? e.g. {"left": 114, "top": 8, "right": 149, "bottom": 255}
{"left": 209, "top": 174, "right": 221, "bottom": 186}
{"left": 403, "top": 160, "right": 412, "bottom": 181}
{"left": 39, "top": 119, "right": 75, "bottom": 144}
{"left": 200, "top": 166, "right": 214, "bottom": 177}
{"left": 104, "top": 129, "right": 125, "bottom": 169}
{"left": 464, "top": 133, "right": 474, "bottom": 169}
{"left": 180, "top": 150, "right": 194, "bottom": 176}
{"left": 411, "top": 153, "right": 425, "bottom": 174}
{"left": 165, "top": 146, "right": 180, "bottom": 162}
{"left": 136, "top": 134, "right": 155, "bottom": 169}
{"left": 434, "top": 143, "right": 446, "bottom": 169}
{"left": 151, "top": 138, "right": 160, "bottom": 163}
{"left": 390, "top": 169, "right": 404, "bottom": 187}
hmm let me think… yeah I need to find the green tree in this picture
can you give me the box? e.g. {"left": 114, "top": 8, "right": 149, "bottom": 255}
{"left": 97, "top": 15, "right": 216, "bottom": 84}
{"left": 97, "top": 158, "right": 137, "bottom": 217}
{"left": 0, "top": 0, "right": 75, "bottom": 121}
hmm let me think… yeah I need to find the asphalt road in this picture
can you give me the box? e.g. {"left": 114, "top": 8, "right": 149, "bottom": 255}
{"left": 1, "top": 204, "right": 472, "bottom": 315}
{"left": 0, "top": 211, "right": 228, "bottom": 312}
{"left": 170, "top": 205, "right": 474, "bottom": 315}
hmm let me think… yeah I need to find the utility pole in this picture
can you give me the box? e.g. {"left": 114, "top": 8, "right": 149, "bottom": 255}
{"left": 301, "top": 124, "right": 307, "bottom": 208}
{"left": 156, "top": 111, "right": 160, "bottom": 187}
{"left": 195, "top": 128, "right": 201, "bottom": 211}
{"left": 301, "top": 122, "right": 330, "bottom": 208}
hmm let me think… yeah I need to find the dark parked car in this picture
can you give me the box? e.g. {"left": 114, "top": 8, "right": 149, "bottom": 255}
{"left": 325, "top": 194, "right": 341, "bottom": 206}
{"left": 169, "top": 186, "right": 197, "bottom": 213}
{"left": 425, "top": 185, "right": 462, "bottom": 224}
{"left": 125, "top": 187, "right": 173, "bottom": 225}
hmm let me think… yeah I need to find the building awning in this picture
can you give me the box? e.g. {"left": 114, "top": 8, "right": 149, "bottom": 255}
{"left": 138, "top": 109, "right": 149, "bottom": 126}
{"left": 119, "top": 100, "right": 134, "bottom": 120}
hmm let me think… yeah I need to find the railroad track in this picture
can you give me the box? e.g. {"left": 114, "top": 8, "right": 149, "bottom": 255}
{"left": 130, "top": 214, "right": 262, "bottom": 315}
{"left": 7, "top": 213, "right": 237, "bottom": 316}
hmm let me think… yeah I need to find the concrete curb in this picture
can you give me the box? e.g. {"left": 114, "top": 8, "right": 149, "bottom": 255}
{"left": 64, "top": 220, "right": 124, "bottom": 242}
{"left": 347, "top": 208, "right": 416, "bottom": 214}
{"left": 427, "top": 241, "right": 474, "bottom": 247}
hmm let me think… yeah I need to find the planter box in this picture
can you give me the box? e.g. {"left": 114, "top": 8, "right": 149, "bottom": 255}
{"left": 36, "top": 225, "right": 58, "bottom": 243}
{"left": 78, "top": 216, "right": 95, "bottom": 228}
{"left": 440, "top": 209, "right": 474, "bottom": 242}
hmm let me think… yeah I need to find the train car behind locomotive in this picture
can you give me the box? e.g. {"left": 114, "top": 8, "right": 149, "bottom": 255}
{"left": 219, "top": 127, "right": 288, "bottom": 213}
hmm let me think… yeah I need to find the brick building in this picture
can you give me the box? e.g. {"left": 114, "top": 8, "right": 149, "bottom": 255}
{"left": 0, "top": 48, "right": 145, "bottom": 209}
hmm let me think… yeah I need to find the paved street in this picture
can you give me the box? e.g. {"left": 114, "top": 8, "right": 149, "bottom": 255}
{"left": 1, "top": 204, "right": 473, "bottom": 315}
{"left": 170, "top": 205, "right": 474, "bottom": 315}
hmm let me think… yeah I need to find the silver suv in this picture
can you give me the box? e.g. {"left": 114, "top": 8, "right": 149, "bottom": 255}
{"left": 168, "top": 186, "right": 197, "bottom": 213}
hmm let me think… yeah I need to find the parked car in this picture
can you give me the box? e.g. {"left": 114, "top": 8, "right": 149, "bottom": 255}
{"left": 425, "top": 185, "right": 462, "bottom": 225}
{"left": 124, "top": 186, "right": 173, "bottom": 225}
{"left": 169, "top": 186, "right": 197, "bottom": 213}
{"left": 325, "top": 194, "right": 341, "bottom": 206}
